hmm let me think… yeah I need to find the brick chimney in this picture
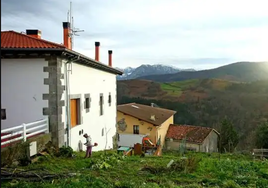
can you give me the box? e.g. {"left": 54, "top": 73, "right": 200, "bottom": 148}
{"left": 63, "top": 22, "right": 71, "bottom": 49}
{"left": 108, "top": 50, "right": 112, "bottom": 67}
{"left": 26, "top": 30, "right": 41, "bottom": 39}
{"left": 95, "top": 42, "right": 100, "bottom": 61}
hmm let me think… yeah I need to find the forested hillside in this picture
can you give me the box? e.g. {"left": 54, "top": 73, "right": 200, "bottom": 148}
{"left": 117, "top": 79, "right": 268, "bottom": 150}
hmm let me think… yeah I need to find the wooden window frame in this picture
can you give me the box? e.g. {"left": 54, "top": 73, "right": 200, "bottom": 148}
{"left": 70, "top": 94, "right": 82, "bottom": 128}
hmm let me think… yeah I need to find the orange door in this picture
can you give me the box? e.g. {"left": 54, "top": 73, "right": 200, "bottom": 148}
{"left": 70, "top": 99, "right": 78, "bottom": 127}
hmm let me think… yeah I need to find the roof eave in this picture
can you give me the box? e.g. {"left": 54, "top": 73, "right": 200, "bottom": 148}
{"left": 1, "top": 48, "right": 123, "bottom": 75}
{"left": 117, "top": 109, "right": 174, "bottom": 126}
{"left": 1, "top": 48, "right": 64, "bottom": 51}
{"left": 64, "top": 49, "right": 123, "bottom": 75}
{"left": 166, "top": 138, "right": 203, "bottom": 145}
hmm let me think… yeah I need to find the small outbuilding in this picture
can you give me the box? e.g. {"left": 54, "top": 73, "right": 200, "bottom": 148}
{"left": 165, "top": 124, "right": 220, "bottom": 153}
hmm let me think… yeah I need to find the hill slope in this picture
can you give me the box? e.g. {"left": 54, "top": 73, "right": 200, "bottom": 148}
{"left": 116, "top": 64, "right": 195, "bottom": 80}
{"left": 117, "top": 79, "right": 268, "bottom": 150}
{"left": 138, "top": 62, "right": 268, "bottom": 82}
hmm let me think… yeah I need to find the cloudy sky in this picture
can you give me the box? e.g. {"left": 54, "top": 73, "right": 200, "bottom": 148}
{"left": 2, "top": 0, "right": 268, "bottom": 69}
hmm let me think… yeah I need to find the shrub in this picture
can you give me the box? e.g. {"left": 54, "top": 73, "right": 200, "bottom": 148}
{"left": 1, "top": 141, "right": 31, "bottom": 167}
{"left": 56, "top": 146, "right": 74, "bottom": 158}
{"left": 141, "top": 156, "right": 201, "bottom": 174}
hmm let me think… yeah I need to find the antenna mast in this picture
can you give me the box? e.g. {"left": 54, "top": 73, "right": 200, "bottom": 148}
{"left": 67, "top": 1, "right": 84, "bottom": 49}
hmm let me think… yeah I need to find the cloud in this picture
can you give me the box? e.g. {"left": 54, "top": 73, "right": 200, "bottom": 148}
{"left": 2, "top": 0, "right": 268, "bottom": 69}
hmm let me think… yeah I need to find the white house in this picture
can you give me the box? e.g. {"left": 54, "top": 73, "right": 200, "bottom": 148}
{"left": 1, "top": 22, "right": 123, "bottom": 152}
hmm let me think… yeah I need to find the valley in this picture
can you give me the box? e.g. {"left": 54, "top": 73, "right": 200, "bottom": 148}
{"left": 117, "top": 62, "right": 268, "bottom": 150}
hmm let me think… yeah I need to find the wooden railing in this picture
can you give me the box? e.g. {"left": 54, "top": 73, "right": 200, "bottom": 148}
{"left": 253, "top": 149, "right": 268, "bottom": 159}
{"left": 1, "top": 118, "right": 49, "bottom": 148}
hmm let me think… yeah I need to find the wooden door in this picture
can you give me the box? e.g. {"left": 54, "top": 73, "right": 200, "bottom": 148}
{"left": 70, "top": 99, "right": 78, "bottom": 127}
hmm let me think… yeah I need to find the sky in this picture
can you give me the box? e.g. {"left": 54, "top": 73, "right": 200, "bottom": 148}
{"left": 2, "top": 0, "right": 268, "bottom": 70}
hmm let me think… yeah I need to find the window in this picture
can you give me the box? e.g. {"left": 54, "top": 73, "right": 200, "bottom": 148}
{"left": 70, "top": 98, "right": 81, "bottom": 127}
{"left": 1, "top": 109, "right": 6, "bottom": 120}
{"left": 84, "top": 94, "right": 91, "bottom": 113}
{"left": 100, "top": 94, "right": 104, "bottom": 115}
{"left": 85, "top": 97, "right": 90, "bottom": 109}
{"left": 133, "top": 125, "right": 139, "bottom": 134}
{"left": 102, "top": 128, "right": 104, "bottom": 136}
{"left": 108, "top": 93, "right": 112, "bottom": 106}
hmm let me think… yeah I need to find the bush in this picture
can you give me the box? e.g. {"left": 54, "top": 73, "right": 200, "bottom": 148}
{"left": 1, "top": 141, "right": 31, "bottom": 167}
{"left": 88, "top": 153, "right": 125, "bottom": 170}
{"left": 141, "top": 156, "right": 201, "bottom": 174}
{"left": 56, "top": 146, "right": 74, "bottom": 158}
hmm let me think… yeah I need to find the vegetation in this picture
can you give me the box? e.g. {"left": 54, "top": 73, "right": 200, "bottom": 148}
{"left": 255, "top": 122, "right": 268, "bottom": 148}
{"left": 160, "top": 79, "right": 199, "bottom": 96}
{"left": 2, "top": 150, "right": 268, "bottom": 188}
{"left": 117, "top": 79, "right": 268, "bottom": 150}
{"left": 219, "top": 119, "right": 239, "bottom": 153}
{"left": 138, "top": 62, "right": 268, "bottom": 82}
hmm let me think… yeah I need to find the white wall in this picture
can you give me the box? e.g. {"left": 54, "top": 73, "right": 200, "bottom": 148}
{"left": 1, "top": 59, "right": 49, "bottom": 129}
{"left": 67, "top": 62, "right": 117, "bottom": 152}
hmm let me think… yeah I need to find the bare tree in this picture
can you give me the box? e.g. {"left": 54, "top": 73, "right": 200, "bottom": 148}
{"left": 104, "top": 124, "right": 111, "bottom": 155}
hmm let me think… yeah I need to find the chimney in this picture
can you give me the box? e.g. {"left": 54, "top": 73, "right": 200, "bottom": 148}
{"left": 95, "top": 42, "right": 100, "bottom": 61}
{"left": 63, "top": 22, "right": 71, "bottom": 49}
{"left": 108, "top": 50, "right": 112, "bottom": 67}
{"left": 26, "top": 29, "right": 41, "bottom": 39}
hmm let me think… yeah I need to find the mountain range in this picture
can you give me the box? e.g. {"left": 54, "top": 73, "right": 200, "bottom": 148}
{"left": 116, "top": 64, "right": 195, "bottom": 80}
{"left": 137, "top": 62, "right": 268, "bottom": 82}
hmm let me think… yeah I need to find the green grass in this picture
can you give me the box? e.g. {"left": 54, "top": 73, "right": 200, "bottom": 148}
{"left": 160, "top": 79, "right": 199, "bottom": 96}
{"left": 2, "top": 151, "right": 268, "bottom": 188}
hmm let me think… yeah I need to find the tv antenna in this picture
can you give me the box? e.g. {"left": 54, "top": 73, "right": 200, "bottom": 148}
{"left": 67, "top": 1, "right": 84, "bottom": 49}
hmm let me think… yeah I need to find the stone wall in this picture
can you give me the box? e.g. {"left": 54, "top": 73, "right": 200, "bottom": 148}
{"left": 42, "top": 56, "right": 65, "bottom": 148}
{"left": 1, "top": 133, "right": 51, "bottom": 166}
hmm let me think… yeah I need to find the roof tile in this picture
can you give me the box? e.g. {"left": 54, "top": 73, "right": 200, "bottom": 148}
{"left": 117, "top": 103, "right": 176, "bottom": 126}
{"left": 166, "top": 124, "right": 218, "bottom": 144}
{"left": 1, "top": 31, "right": 65, "bottom": 49}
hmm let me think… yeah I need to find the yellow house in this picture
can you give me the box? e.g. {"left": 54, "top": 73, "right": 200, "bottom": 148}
{"left": 117, "top": 103, "right": 176, "bottom": 147}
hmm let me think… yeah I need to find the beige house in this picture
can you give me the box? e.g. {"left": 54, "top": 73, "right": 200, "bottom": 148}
{"left": 117, "top": 103, "right": 176, "bottom": 146}
{"left": 165, "top": 124, "right": 220, "bottom": 152}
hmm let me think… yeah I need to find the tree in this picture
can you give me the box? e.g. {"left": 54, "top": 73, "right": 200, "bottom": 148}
{"left": 255, "top": 122, "right": 268, "bottom": 148}
{"left": 219, "top": 118, "right": 239, "bottom": 153}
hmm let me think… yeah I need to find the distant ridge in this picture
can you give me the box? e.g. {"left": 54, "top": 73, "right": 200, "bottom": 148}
{"left": 137, "top": 62, "right": 268, "bottom": 82}
{"left": 116, "top": 64, "right": 195, "bottom": 80}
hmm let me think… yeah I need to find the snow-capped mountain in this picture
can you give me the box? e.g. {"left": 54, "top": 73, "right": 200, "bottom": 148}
{"left": 116, "top": 64, "right": 195, "bottom": 80}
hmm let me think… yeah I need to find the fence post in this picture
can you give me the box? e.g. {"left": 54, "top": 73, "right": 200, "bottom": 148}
{"left": 23, "top": 123, "right": 27, "bottom": 142}
{"left": 46, "top": 117, "right": 49, "bottom": 133}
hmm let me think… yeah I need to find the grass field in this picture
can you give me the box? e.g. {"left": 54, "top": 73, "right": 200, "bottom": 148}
{"left": 160, "top": 79, "right": 199, "bottom": 96}
{"left": 2, "top": 150, "right": 268, "bottom": 188}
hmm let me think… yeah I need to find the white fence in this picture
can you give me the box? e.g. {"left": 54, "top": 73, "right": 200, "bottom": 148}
{"left": 1, "top": 118, "right": 49, "bottom": 146}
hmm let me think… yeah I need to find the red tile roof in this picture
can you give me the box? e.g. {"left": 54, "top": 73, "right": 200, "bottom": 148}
{"left": 1, "top": 31, "right": 65, "bottom": 49}
{"left": 117, "top": 103, "right": 176, "bottom": 126}
{"left": 166, "top": 124, "right": 219, "bottom": 144}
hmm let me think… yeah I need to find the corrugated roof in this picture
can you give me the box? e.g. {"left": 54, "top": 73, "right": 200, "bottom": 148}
{"left": 117, "top": 103, "right": 176, "bottom": 126}
{"left": 1, "top": 31, "right": 65, "bottom": 49}
{"left": 166, "top": 124, "right": 219, "bottom": 144}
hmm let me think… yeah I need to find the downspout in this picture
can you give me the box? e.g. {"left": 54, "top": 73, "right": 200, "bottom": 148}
{"left": 64, "top": 60, "right": 71, "bottom": 147}
{"left": 64, "top": 55, "right": 80, "bottom": 147}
